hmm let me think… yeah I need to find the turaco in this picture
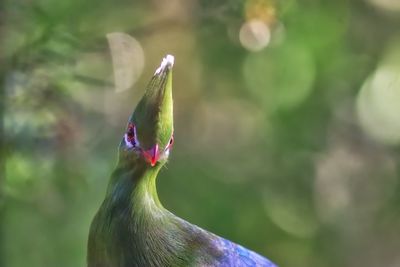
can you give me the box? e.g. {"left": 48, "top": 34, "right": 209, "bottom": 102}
{"left": 87, "top": 55, "right": 277, "bottom": 267}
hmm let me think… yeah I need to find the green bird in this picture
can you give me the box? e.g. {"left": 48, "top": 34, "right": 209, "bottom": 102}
{"left": 87, "top": 55, "right": 277, "bottom": 267}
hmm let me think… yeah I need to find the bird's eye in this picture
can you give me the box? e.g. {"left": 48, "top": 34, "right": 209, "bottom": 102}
{"left": 165, "top": 135, "right": 174, "bottom": 151}
{"left": 162, "top": 134, "right": 174, "bottom": 158}
{"left": 124, "top": 123, "right": 137, "bottom": 148}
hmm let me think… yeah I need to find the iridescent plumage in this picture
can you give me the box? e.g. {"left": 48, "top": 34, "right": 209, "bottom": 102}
{"left": 87, "top": 55, "right": 277, "bottom": 267}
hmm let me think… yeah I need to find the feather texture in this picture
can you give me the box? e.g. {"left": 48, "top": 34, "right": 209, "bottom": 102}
{"left": 87, "top": 55, "right": 277, "bottom": 267}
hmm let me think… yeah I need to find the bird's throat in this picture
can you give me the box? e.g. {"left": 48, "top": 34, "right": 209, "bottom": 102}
{"left": 131, "top": 165, "right": 164, "bottom": 216}
{"left": 93, "top": 162, "right": 185, "bottom": 267}
{"left": 107, "top": 161, "right": 165, "bottom": 220}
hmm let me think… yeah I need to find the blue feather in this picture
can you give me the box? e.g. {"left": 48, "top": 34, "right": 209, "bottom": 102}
{"left": 211, "top": 237, "right": 277, "bottom": 267}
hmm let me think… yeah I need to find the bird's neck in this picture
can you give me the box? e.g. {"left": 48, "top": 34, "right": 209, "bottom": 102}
{"left": 103, "top": 161, "right": 190, "bottom": 266}
{"left": 107, "top": 160, "right": 164, "bottom": 217}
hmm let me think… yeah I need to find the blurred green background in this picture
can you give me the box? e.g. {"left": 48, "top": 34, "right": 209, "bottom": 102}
{"left": 1, "top": 0, "right": 400, "bottom": 266}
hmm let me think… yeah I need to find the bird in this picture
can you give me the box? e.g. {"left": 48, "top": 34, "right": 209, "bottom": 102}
{"left": 87, "top": 55, "right": 277, "bottom": 267}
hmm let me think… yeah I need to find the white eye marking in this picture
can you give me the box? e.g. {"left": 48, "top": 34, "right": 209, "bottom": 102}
{"left": 124, "top": 123, "right": 140, "bottom": 149}
{"left": 124, "top": 133, "right": 134, "bottom": 148}
{"left": 160, "top": 134, "right": 174, "bottom": 160}
{"left": 159, "top": 148, "right": 170, "bottom": 161}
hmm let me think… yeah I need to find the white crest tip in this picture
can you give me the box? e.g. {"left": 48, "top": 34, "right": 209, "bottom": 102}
{"left": 155, "top": 54, "right": 175, "bottom": 74}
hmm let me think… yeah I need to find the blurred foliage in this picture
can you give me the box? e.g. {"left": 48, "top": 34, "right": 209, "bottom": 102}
{"left": 1, "top": 0, "right": 400, "bottom": 267}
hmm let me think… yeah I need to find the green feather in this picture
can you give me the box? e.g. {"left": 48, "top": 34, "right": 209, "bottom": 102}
{"left": 87, "top": 56, "right": 219, "bottom": 267}
{"left": 87, "top": 55, "right": 277, "bottom": 267}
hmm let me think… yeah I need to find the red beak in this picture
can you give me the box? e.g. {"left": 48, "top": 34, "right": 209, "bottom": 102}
{"left": 143, "top": 144, "right": 159, "bottom": 167}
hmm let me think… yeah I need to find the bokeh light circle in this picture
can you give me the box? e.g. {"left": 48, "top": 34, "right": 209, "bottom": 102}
{"left": 239, "top": 19, "right": 271, "bottom": 52}
{"left": 366, "top": 0, "right": 400, "bottom": 13}
{"left": 243, "top": 42, "right": 315, "bottom": 111}
{"left": 356, "top": 40, "right": 400, "bottom": 145}
{"left": 106, "top": 32, "right": 145, "bottom": 92}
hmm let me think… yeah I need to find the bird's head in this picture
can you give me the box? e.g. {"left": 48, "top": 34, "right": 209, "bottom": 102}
{"left": 119, "top": 55, "right": 174, "bottom": 168}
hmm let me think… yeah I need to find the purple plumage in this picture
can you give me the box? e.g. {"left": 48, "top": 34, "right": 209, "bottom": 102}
{"left": 175, "top": 217, "right": 278, "bottom": 267}
{"left": 212, "top": 238, "right": 277, "bottom": 267}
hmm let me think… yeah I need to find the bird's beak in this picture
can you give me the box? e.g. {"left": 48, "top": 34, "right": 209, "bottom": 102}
{"left": 143, "top": 144, "right": 159, "bottom": 167}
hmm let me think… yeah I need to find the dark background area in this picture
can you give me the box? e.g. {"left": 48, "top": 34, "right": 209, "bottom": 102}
{"left": 1, "top": 0, "right": 400, "bottom": 266}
